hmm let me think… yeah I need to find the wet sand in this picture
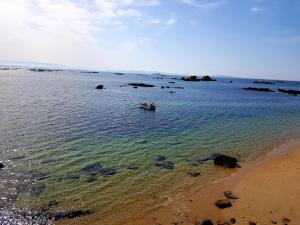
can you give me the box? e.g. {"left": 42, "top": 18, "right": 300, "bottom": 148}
{"left": 120, "top": 138, "right": 300, "bottom": 225}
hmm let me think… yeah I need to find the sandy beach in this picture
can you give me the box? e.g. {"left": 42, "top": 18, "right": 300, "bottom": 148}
{"left": 119, "top": 138, "right": 300, "bottom": 225}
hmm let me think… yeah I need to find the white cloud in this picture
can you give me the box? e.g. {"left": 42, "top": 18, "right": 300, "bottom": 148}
{"left": 180, "top": 0, "right": 227, "bottom": 9}
{"left": 165, "top": 18, "right": 178, "bottom": 28}
{"left": 0, "top": 0, "right": 160, "bottom": 68}
{"left": 250, "top": 6, "right": 263, "bottom": 12}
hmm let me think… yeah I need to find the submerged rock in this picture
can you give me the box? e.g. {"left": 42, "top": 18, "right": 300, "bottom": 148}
{"left": 243, "top": 87, "right": 274, "bottom": 92}
{"left": 224, "top": 191, "right": 239, "bottom": 199}
{"left": 156, "top": 155, "right": 166, "bottom": 161}
{"left": 82, "top": 163, "right": 116, "bottom": 177}
{"left": 155, "top": 161, "right": 174, "bottom": 169}
{"left": 187, "top": 172, "right": 201, "bottom": 177}
{"left": 215, "top": 199, "right": 232, "bottom": 209}
{"left": 51, "top": 210, "right": 93, "bottom": 221}
{"left": 214, "top": 155, "right": 239, "bottom": 168}
{"left": 198, "top": 153, "right": 221, "bottom": 165}
{"left": 128, "top": 83, "right": 155, "bottom": 87}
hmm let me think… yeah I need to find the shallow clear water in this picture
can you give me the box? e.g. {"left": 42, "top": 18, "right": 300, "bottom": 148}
{"left": 0, "top": 69, "right": 300, "bottom": 224}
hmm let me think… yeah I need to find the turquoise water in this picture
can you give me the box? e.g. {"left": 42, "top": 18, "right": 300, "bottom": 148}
{"left": 0, "top": 69, "right": 300, "bottom": 224}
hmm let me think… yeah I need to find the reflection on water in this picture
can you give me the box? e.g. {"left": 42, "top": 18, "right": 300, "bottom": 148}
{"left": 1, "top": 69, "right": 300, "bottom": 224}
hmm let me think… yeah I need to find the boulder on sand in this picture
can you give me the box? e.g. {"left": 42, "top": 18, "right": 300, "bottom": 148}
{"left": 96, "top": 85, "right": 104, "bottom": 89}
{"left": 215, "top": 199, "right": 232, "bottom": 209}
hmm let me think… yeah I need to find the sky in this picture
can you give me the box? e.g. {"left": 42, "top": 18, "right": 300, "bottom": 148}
{"left": 0, "top": 0, "right": 300, "bottom": 80}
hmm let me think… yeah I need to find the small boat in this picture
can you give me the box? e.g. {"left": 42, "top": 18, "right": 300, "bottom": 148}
{"left": 140, "top": 102, "right": 156, "bottom": 111}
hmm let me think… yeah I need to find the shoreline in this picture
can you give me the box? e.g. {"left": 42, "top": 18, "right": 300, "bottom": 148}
{"left": 119, "top": 137, "right": 300, "bottom": 225}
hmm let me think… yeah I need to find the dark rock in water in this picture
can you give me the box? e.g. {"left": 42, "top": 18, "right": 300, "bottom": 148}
{"left": 214, "top": 155, "right": 239, "bottom": 168}
{"left": 181, "top": 76, "right": 200, "bottom": 81}
{"left": 82, "top": 163, "right": 116, "bottom": 177}
{"left": 128, "top": 83, "right": 155, "bottom": 87}
{"left": 47, "top": 200, "right": 59, "bottom": 208}
{"left": 57, "top": 174, "right": 80, "bottom": 182}
{"left": 190, "top": 162, "right": 199, "bottom": 167}
{"left": 82, "top": 163, "right": 103, "bottom": 175}
{"left": 243, "top": 87, "right": 274, "bottom": 92}
{"left": 133, "top": 86, "right": 138, "bottom": 89}
{"left": 155, "top": 161, "right": 174, "bottom": 169}
{"left": 200, "top": 75, "right": 216, "bottom": 81}
{"left": 30, "top": 183, "right": 47, "bottom": 197}
{"left": 86, "top": 176, "right": 97, "bottom": 182}
{"left": 168, "top": 81, "right": 175, "bottom": 84}
{"left": 41, "top": 158, "right": 56, "bottom": 164}
{"left": 127, "top": 166, "right": 139, "bottom": 170}
{"left": 0, "top": 163, "right": 4, "bottom": 168}
{"left": 278, "top": 88, "right": 300, "bottom": 96}
{"left": 99, "top": 167, "right": 116, "bottom": 177}
{"left": 52, "top": 210, "right": 93, "bottom": 221}
{"left": 198, "top": 153, "right": 221, "bottom": 165}
{"left": 215, "top": 199, "right": 232, "bottom": 209}
{"left": 224, "top": 191, "right": 239, "bottom": 199}
{"left": 96, "top": 84, "right": 104, "bottom": 89}
{"left": 156, "top": 155, "right": 167, "bottom": 161}
{"left": 253, "top": 80, "right": 274, "bottom": 84}
{"left": 9, "top": 155, "right": 26, "bottom": 160}
{"left": 29, "top": 68, "right": 60, "bottom": 72}
{"left": 115, "top": 73, "right": 124, "bottom": 75}
{"left": 81, "top": 71, "right": 99, "bottom": 74}
{"left": 187, "top": 172, "right": 201, "bottom": 177}
{"left": 201, "top": 219, "right": 214, "bottom": 225}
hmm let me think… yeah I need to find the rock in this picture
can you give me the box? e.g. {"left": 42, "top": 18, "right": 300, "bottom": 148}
{"left": 224, "top": 191, "right": 239, "bottom": 199}
{"left": 48, "top": 200, "right": 59, "bottom": 208}
{"left": 156, "top": 155, "right": 167, "bottom": 161}
{"left": 155, "top": 161, "right": 174, "bottom": 169}
{"left": 230, "top": 218, "right": 236, "bottom": 224}
{"left": 128, "top": 83, "right": 155, "bottom": 87}
{"left": 201, "top": 219, "right": 214, "bottom": 225}
{"left": 181, "top": 76, "right": 200, "bottom": 81}
{"left": 214, "top": 155, "right": 239, "bottom": 168}
{"left": 216, "top": 221, "right": 230, "bottom": 225}
{"left": 278, "top": 89, "right": 300, "bottom": 96}
{"left": 82, "top": 163, "right": 116, "bottom": 177}
{"left": 270, "top": 220, "right": 277, "bottom": 224}
{"left": 57, "top": 174, "right": 80, "bottom": 182}
{"left": 253, "top": 81, "right": 274, "bottom": 84}
{"left": 96, "top": 84, "right": 104, "bottom": 89}
{"left": 200, "top": 75, "right": 216, "bottom": 81}
{"left": 0, "top": 163, "right": 4, "bottom": 168}
{"left": 282, "top": 217, "right": 290, "bottom": 224}
{"left": 248, "top": 221, "right": 256, "bottom": 225}
{"left": 168, "top": 81, "right": 175, "bottom": 84}
{"left": 215, "top": 199, "right": 232, "bottom": 209}
{"left": 127, "top": 166, "right": 139, "bottom": 170}
{"left": 9, "top": 155, "right": 26, "bottom": 160}
{"left": 198, "top": 153, "right": 221, "bottom": 165}
{"left": 187, "top": 172, "right": 201, "bottom": 177}
{"left": 115, "top": 73, "right": 124, "bottom": 75}
{"left": 243, "top": 87, "right": 274, "bottom": 92}
{"left": 52, "top": 210, "right": 93, "bottom": 221}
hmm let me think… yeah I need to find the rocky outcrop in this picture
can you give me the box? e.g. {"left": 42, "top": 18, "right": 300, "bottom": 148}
{"left": 253, "top": 81, "right": 274, "bottom": 84}
{"left": 181, "top": 76, "right": 200, "bottom": 81}
{"left": 243, "top": 87, "right": 274, "bottom": 92}
{"left": 128, "top": 83, "right": 155, "bottom": 87}
{"left": 200, "top": 75, "right": 216, "bottom": 81}
{"left": 51, "top": 210, "right": 93, "bottom": 221}
{"left": 278, "top": 89, "right": 300, "bottom": 96}
{"left": 96, "top": 85, "right": 104, "bottom": 89}
{"left": 214, "top": 155, "right": 239, "bottom": 168}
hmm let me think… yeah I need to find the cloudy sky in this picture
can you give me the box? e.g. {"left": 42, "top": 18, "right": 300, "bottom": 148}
{"left": 0, "top": 0, "right": 300, "bottom": 80}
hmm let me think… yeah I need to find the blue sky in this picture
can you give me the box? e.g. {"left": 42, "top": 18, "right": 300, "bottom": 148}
{"left": 0, "top": 0, "right": 299, "bottom": 80}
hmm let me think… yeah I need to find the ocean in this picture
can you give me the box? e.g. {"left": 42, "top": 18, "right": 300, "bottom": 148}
{"left": 0, "top": 68, "right": 300, "bottom": 224}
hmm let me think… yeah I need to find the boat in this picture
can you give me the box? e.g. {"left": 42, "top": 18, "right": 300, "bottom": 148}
{"left": 139, "top": 102, "right": 156, "bottom": 111}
